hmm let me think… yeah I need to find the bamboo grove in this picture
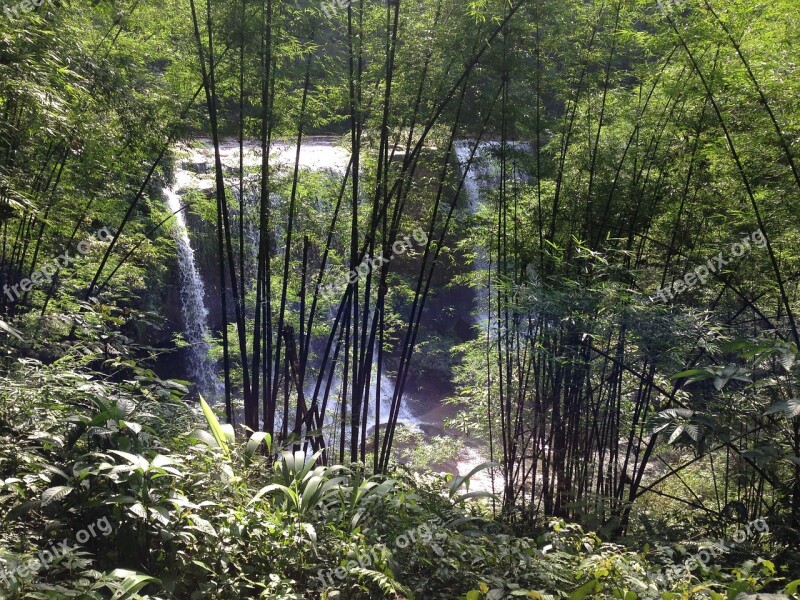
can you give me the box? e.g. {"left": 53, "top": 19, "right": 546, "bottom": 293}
{"left": 1, "top": 0, "right": 798, "bottom": 541}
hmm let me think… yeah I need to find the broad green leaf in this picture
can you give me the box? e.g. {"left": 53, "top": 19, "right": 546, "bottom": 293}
{"left": 668, "top": 425, "right": 684, "bottom": 445}
{"left": 570, "top": 579, "right": 600, "bottom": 600}
{"left": 671, "top": 369, "right": 712, "bottom": 381}
{"left": 109, "top": 569, "right": 159, "bottom": 600}
{"left": 199, "top": 395, "right": 230, "bottom": 459}
{"left": 244, "top": 431, "right": 271, "bottom": 466}
{"left": 41, "top": 485, "right": 73, "bottom": 507}
{"left": 0, "top": 319, "right": 23, "bottom": 341}
{"left": 301, "top": 522, "right": 317, "bottom": 544}
{"left": 764, "top": 398, "right": 800, "bottom": 418}
{"left": 129, "top": 502, "right": 147, "bottom": 519}
{"left": 785, "top": 579, "right": 800, "bottom": 595}
{"left": 453, "top": 491, "right": 500, "bottom": 505}
{"left": 449, "top": 461, "right": 499, "bottom": 497}
{"left": 108, "top": 450, "right": 150, "bottom": 470}
{"left": 188, "top": 429, "right": 219, "bottom": 449}
{"left": 189, "top": 515, "right": 217, "bottom": 537}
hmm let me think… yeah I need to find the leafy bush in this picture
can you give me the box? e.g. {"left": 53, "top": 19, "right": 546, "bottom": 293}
{"left": 1, "top": 356, "right": 798, "bottom": 599}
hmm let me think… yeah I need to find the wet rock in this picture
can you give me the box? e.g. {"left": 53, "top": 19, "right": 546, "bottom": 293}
{"left": 183, "top": 160, "right": 209, "bottom": 174}
{"left": 418, "top": 422, "right": 449, "bottom": 438}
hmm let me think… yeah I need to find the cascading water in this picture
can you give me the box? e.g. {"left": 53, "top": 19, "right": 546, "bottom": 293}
{"left": 173, "top": 138, "right": 420, "bottom": 433}
{"left": 266, "top": 142, "right": 421, "bottom": 432}
{"left": 455, "top": 140, "right": 534, "bottom": 325}
{"left": 302, "top": 361, "right": 419, "bottom": 441}
{"left": 452, "top": 140, "right": 534, "bottom": 491}
{"left": 455, "top": 141, "right": 494, "bottom": 324}
{"left": 371, "top": 364, "right": 418, "bottom": 430}
{"left": 165, "top": 187, "right": 218, "bottom": 398}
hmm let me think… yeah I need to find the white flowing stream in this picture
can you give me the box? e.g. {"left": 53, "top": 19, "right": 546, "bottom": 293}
{"left": 165, "top": 186, "right": 217, "bottom": 397}
{"left": 454, "top": 140, "right": 534, "bottom": 325}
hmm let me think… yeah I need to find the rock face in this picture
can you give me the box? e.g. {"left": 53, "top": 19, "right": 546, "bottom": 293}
{"left": 734, "top": 594, "right": 791, "bottom": 600}
{"left": 185, "top": 160, "right": 209, "bottom": 174}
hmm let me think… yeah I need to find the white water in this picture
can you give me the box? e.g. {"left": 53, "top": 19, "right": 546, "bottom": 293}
{"left": 454, "top": 140, "right": 534, "bottom": 325}
{"left": 302, "top": 359, "right": 419, "bottom": 440}
{"left": 265, "top": 141, "right": 420, "bottom": 431}
{"left": 167, "top": 138, "right": 529, "bottom": 483}
{"left": 370, "top": 358, "right": 419, "bottom": 430}
{"left": 454, "top": 141, "right": 495, "bottom": 325}
{"left": 452, "top": 141, "right": 535, "bottom": 493}
{"left": 270, "top": 140, "right": 351, "bottom": 173}
{"left": 172, "top": 138, "right": 420, "bottom": 429}
{"left": 165, "top": 187, "right": 218, "bottom": 397}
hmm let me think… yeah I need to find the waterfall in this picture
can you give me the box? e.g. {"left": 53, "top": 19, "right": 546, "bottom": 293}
{"left": 174, "top": 138, "right": 420, "bottom": 429}
{"left": 266, "top": 140, "right": 421, "bottom": 431}
{"left": 372, "top": 366, "right": 419, "bottom": 430}
{"left": 302, "top": 362, "right": 420, "bottom": 445}
{"left": 455, "top": 140, "right": 534, "bottom": 325}
{"left": 455, "top": 141, "right": 494, "bottom": 324}
{"left": 165, "top": 187, "right": 218, "bottom": 398}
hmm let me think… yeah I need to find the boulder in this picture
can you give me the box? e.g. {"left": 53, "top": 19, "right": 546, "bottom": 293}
{"left": 182, "top": 160, "right": 209, "bottom": 174}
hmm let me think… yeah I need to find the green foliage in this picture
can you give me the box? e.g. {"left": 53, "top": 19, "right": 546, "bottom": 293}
{"left": 4, "top": 355, "right": 792, "bottom": 599}
{"left": 1, "top": 0, "right": 800, "bottom": 597}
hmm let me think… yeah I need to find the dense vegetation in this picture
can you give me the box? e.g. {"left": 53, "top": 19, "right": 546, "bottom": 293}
{"left": 1, "top": 0, "right": 799, "bottom": 598}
